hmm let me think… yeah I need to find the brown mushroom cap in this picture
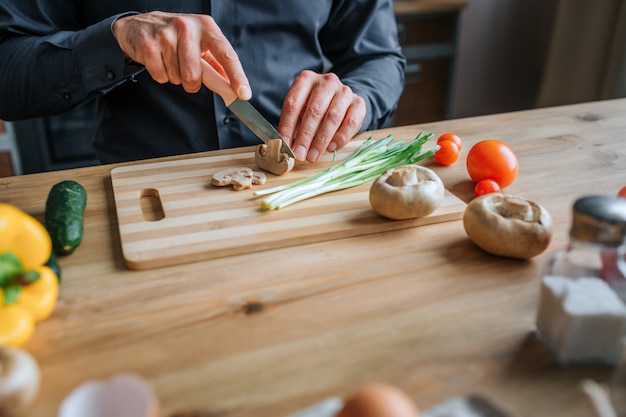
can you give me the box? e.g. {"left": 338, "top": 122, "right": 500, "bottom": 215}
{"left": 369, "top": 165, "right": 445, "bottom": 220}
{"left": 463, "top": 193, "right": 553, "bottom": 259}
{"left": 255, "top": 139, "right": 295, "bottom": 176}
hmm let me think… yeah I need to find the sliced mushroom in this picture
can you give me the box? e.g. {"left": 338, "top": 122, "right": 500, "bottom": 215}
{"left": 369, "top": 165, "right": 445, "bottom": 220}
{"left": 211, "top": 167, "right": 267, "bottom": 191}
{"left": 255, "top": 139, "right": 295, "bottom": 176}
{"left": 463, "top": 193, "right": 553, "bottom": 259}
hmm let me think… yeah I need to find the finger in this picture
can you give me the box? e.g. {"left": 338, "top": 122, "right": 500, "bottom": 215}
{"left": 291, "top": 73, "right": 339, "bottom": 161}
{"left": 160, "top": 26, "right": 182, "bottom": 85}
{"left": 305, "top": 85, "right": 353, "bottom": 162}
{"left": 200, "top": 16, "right": 251, "bottom": 99}
{"left": 142, "top": 44, "right": 170, "bottom": 84}
{"left": 116, "top": 18, "right": 170, "bottom": 84}
{"left": 220, "top": 49, "right": 251, "bottom": 100}
{"left": 177, "top": 19, "right": 203, "bottom": 93}
{"left": 113, "top": 12, "right": 189, "bottom": 86}
{"left": 201, "top": 51, "right": 228, "bottom": 80}
{"left": 143, "top": 14, "right": 189, "bottom": 85}
{"left": 278, "top": 71, "right": 315, "bottom": 151}
{"left": 133, "top": 21, "right": 179, "bottom": 85}
{"left": 327, "top": 95, "right": 366, "bottom": 152}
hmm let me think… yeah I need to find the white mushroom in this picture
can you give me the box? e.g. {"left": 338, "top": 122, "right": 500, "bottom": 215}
{"left": 0, "top": 347, "right": 41, "bottom": 417}
{"left": 211, "top": 167, "right": 267, "bottom": 191}
{"left": 463, "top": 193, "right": 553, "bottom": 259}
{"left": 369, "top": 165, "right": 445, "bottom": 220}
{"left": 255, "top": 139, "right": 295, "bottom": 176}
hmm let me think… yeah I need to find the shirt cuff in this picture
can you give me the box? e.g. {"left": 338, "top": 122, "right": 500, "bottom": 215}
{"left": 348, "top": 86, "right": 374, "bottom": 133}
{"left": 72, "top": 13, "right": 144, "bottom": 94}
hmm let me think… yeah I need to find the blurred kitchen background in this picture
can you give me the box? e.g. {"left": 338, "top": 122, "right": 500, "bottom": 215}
{"left": 1, "top": 0, "right": 625, "bottom": 176}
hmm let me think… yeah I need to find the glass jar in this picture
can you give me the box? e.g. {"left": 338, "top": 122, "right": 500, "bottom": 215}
{"left": 535, "top": 195, "right": 626, "bottom": 365}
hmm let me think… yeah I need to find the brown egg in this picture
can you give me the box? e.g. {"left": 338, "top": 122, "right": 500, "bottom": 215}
{"left": 336, "top": 383, "right": 419, "bottom": 417}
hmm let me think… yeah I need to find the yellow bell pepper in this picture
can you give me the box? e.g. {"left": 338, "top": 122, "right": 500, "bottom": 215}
{"left": 0, "top": 203, "right": 52, "bottom": 269}
{"left": 0, "top": 204, "right": 59, "bottom": 347}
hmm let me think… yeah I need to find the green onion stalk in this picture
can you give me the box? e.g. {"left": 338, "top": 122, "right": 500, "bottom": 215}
{"left": 254, "top": 132, "right": 439, "bottom": 210}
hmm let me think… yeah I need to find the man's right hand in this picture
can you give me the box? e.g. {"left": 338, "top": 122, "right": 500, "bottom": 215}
{"left": 112, "top": 11, "right": 251, "bottom": 99}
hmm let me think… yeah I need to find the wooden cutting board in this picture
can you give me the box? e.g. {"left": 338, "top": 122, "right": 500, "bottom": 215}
{"left": 110, "top": 139, "right": 466, "bottom": 269}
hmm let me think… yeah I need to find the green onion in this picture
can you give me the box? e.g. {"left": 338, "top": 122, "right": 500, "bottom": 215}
{"left": 254, "top": 132, "right": 439, "bottom": 210}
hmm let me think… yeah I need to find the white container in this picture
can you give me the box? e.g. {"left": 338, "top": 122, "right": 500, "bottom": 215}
{"left": 535, "top": 276, "right": 626, "bottom": 365}
{"left": 535, "top": 195, "right": 626, "bottom": 366}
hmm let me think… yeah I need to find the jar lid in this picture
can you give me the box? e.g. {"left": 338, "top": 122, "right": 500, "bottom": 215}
{"left": 571, "top": 195, "right": 626, "bottom": 245}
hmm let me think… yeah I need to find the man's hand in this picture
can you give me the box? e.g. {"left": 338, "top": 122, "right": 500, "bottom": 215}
{"left": 112, "top": 11, "right": 251, "bottom": 99}
{"left": 278, "top": 70, "right": 366, "bottom": 162}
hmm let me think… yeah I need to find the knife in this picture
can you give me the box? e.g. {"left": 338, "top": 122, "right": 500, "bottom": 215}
{"left": 201, "top": 60, "right": 296, "bottom": 158}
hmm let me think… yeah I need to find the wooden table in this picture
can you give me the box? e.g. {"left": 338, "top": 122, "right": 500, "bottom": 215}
{"left": 2, "top": 99, "right": 626, "bottom": 417}
{"left": 393, "top": 0, "right": 467, "bottom": 15}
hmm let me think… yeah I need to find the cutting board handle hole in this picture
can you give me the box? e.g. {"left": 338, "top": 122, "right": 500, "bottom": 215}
{"left": 140, "top": 188, "right": 165, "bottom": 221}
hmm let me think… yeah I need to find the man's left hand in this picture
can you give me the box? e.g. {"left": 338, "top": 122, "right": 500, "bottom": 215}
{"left": 278, "top": 70, "right": 366, "bottom": 162}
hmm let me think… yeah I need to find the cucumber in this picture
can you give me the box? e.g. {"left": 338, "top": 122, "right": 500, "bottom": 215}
{"left": 45, "top": 180, "right": 87, "bottom": 255}
{"left": 45, "top": 252, "right": 62, "bottom": 283}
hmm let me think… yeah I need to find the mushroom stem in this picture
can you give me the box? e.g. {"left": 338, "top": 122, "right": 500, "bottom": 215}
{"left": 498, "top": 197, "right": 534, "bottom": 221}
{"left": 387, "top": 168, "right": 419, "bottom": 187}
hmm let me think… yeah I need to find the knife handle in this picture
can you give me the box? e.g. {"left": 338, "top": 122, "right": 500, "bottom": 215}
{"left": 201, "top": 60, "right": 237, "bottom": 106}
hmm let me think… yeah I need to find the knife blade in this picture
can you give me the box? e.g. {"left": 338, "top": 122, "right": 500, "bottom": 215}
{"left": 201, "top": 60, "right": 296, "bottom": 158}
{"left": 228, "top": 99, "right": 295, "bottom": 158}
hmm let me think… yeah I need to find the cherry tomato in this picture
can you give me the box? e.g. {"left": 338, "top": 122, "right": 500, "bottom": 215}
{"left": 466, "top": 140, "right": 518, "bottom": 188}
{"left": 619, "top": 186, "right": 626, "bottom": 199}
{"left": 437, "top": 133, "right": 462, "bottom": 151}
{"left": 474, "top": 179, "right": 501, "bottom": 197}
{"left": 435, "top": 140, "right": 460, "bottom": 166}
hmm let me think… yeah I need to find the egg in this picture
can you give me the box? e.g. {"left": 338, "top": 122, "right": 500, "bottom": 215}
{"left": 58, "top": 373, "right": 159, "bottom": 417}
{"left": 336, "top": 383, "right": 419, "bottom": 417}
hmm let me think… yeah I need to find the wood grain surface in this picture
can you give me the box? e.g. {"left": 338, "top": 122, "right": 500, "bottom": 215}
{"left": 393, "top": 0, "right": 467, "bottom": 14}
{"left": 111, "top": 139, "right": 465, "bottom": 269}
{"left": 1, "top": 99, "right": 626, "bottom": 417}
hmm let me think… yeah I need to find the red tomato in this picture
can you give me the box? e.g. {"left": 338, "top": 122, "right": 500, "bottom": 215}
{"left": 619, "top": 186, "right": 626, "bottom": 199}
{"left": 434, "top": 140, "right": 460, "bottom": 166}
{"left": 466, "top": 140, "right": 519, "bottom": 188}
{"left": 474, "top": 179, "right": 501, "bottom": 197}
{"left": 437, "top": 133, "right": 462, "bottom": 151}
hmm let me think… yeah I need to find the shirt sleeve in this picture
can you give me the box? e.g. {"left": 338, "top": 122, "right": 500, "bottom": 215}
{"left": 0, "top": 3, "right": 143, "bottom": 120}
{"left": 320, "top": 0, "right": 406, "bottom": 131}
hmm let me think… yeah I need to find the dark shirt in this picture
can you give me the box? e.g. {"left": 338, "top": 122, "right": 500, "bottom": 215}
{"left": 0, "top": 1, "right": 405, "bottom": 164}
